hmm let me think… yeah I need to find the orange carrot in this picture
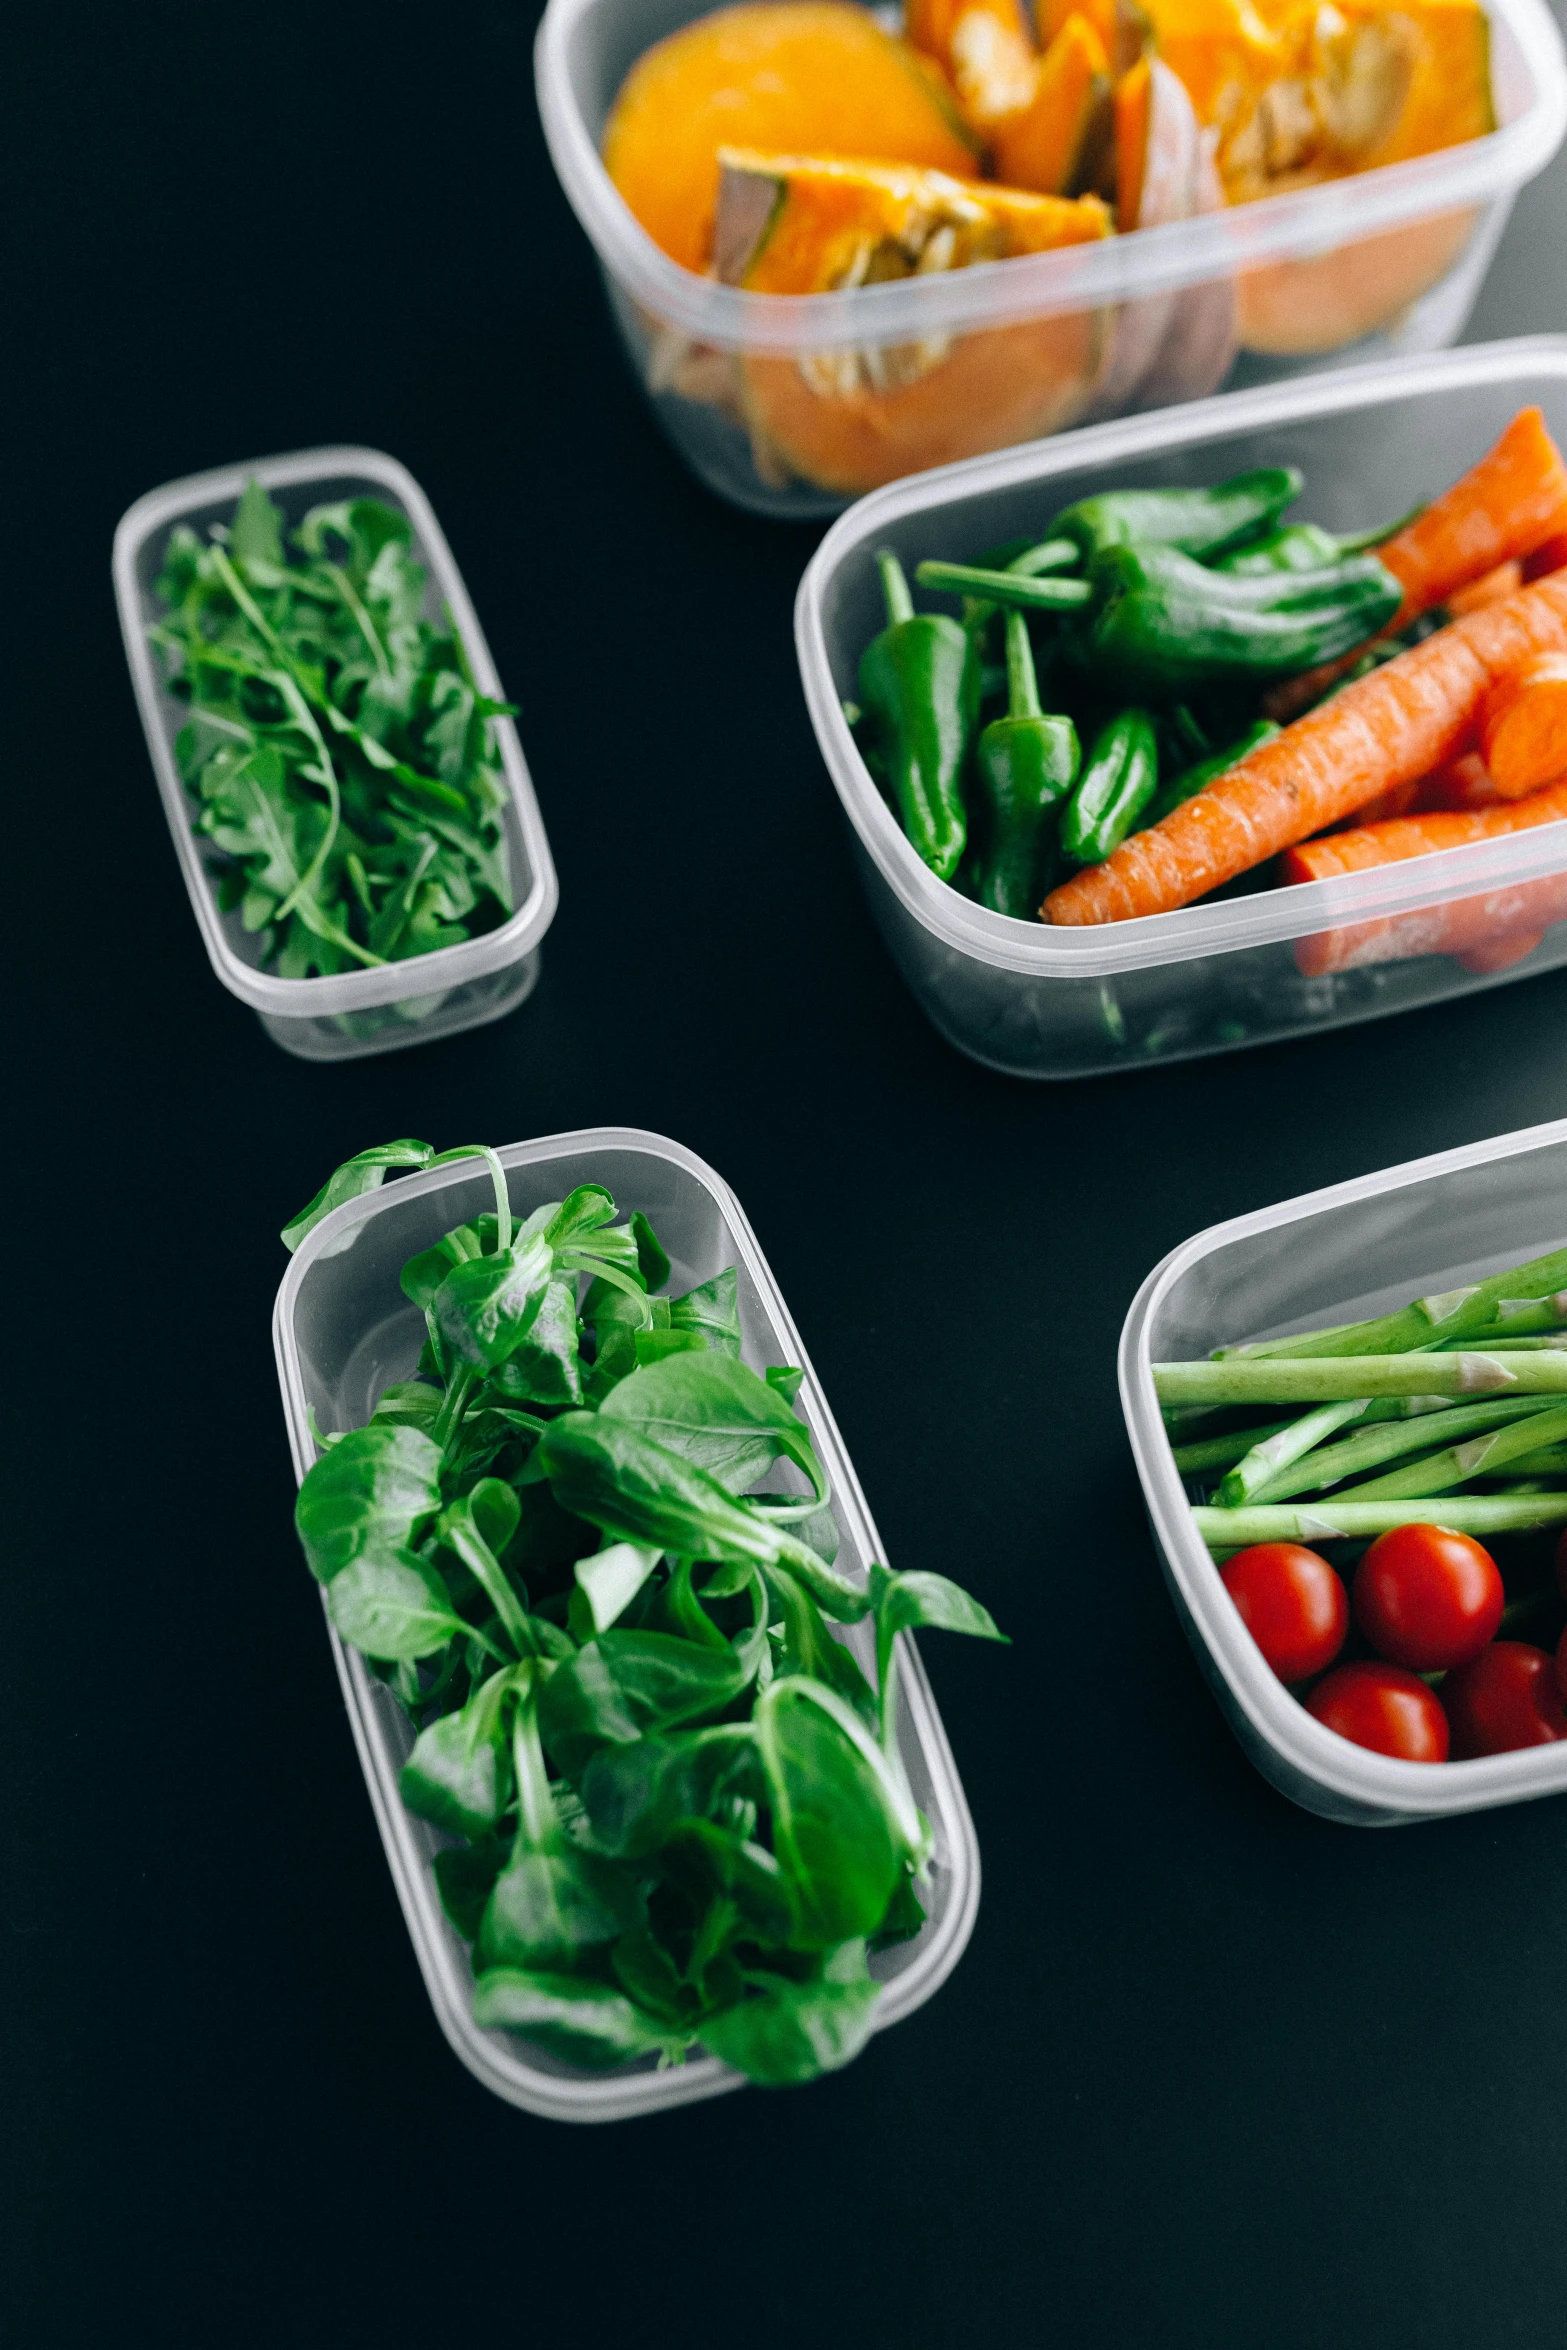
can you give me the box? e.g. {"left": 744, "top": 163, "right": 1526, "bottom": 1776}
{"left": 1454, "top": 930, "right": 1545, "bottom": 974}
{"left": 1041, "top": 571, "right": 1567, "bottom": 927}
{"left": 1282, "top": 776, "right": 1567, "bottom": 884}
{"left": 1376, "top": 410, "right": 1567, "bottom": 617}
{"left": 1267, "top": 408, "right": 1567, "bottom": 719}
{"left": 1448, "top": 559, "right": 1523, "bottom": 616}
{"left": 1478, "top": 654, "right": 1567, "bottom": 798}
{"left": 1284, "top": 780, "right": 1567, "bottom": 975}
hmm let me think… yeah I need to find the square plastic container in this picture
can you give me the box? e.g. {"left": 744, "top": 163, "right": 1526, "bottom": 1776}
{"left": 114, "top": 447, "right": 558, "bottom": 1063}
{"left": 535, "top": 0, "right": 1565, "bottom": 518}
{"left": 272, "top": 1128, "right": 981, "bottom": 2122}
{"left": 797, "top": 336, "right": 1567, "bottom": 1079}
{"left": 1119, "top": 1114, "right": 1567, "bottom": 1827}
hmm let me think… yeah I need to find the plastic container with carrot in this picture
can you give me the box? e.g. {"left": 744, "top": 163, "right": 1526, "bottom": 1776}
{"left": 799, "top": 341, "right": 1567, "bottom": 1074}
{"left": 845, "top": 399, "right": 1567, "bottom": 991}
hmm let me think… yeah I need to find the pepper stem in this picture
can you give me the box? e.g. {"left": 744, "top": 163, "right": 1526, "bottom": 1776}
{"left": 914, "top": 560, "right": 1092, "bottom": 611}
{"left": 876, "top": 549, "right": 915, "bottom": 628}
{"left": 1334, "top": 503, "right": 1424, "bottom": 555}
{"left": 1009, "top": 536, "right": 1078, "bottom": 578}
{"left": 1004, "top": 608, "right": 1042, "bottom": 722}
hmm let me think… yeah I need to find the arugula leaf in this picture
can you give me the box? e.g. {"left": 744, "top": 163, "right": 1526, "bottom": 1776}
{"left": 154, "top": 486, "right": 513, "bottom": 997}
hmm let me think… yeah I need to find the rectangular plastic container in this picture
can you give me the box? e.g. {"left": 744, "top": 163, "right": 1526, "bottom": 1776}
{"left": 535, "top": 0, "right": 1565, "bottom": 518}
{"left": 115, "top": 447, "right": 558, "bottom": 1063}
{"left": 1120, "top": 1115, "right": 1567, "bottom": 1826}
{"left": 272, "top": 1128, "right": 981, "bottom": 2122}
{"left": 797, "top": 336, "right": 1567, "bottom": 1079}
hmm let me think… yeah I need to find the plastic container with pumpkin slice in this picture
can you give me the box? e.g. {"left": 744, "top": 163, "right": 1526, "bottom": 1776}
{"left": 713, "top": 152, "right": 1114, "bottom": 493}
{"left": 1135, "top": 0, "right": 1501, "bottom": 355}
{"left": 536, "top": 0, "right": 1567, "bottom": 515}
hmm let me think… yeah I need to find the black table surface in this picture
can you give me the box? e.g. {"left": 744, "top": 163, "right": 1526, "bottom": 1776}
{"left": 9, "top": 5, "right": 1567, "bottom": 2341}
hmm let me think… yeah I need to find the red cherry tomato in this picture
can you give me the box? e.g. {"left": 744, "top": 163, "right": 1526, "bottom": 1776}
{"left": 1444, "top": 1640, "right": 1567, "bottom": 1757}
{"left": 1220, "top": 1543, "right": 1348, "bottom": 1681}
{"left": 1305, "top": 1660, "right": 1450, "bottom": 1762}
{"left": 1557, "top": 1625, "right": 1567, "bottom": 1708}
{"left": 1352, "top": 1523, "right": 1504, "bottom": 1671}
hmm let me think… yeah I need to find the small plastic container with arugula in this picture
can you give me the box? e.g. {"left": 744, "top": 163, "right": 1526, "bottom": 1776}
{"left": 115, "top": 447, "right": 557, "bottom": 1062}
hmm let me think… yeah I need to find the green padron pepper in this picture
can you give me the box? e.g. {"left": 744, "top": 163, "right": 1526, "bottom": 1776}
{"left": 967, "top": 609, "right": 1079, "bottom": 917}
{"left": 1146, "top": 719, "right": 1280, "bottom": 825}
{"left": 1216, "top": 507, "right": 1418, "bottom": 576}
{"left": 1049, "top": 467, "right": 1305, "bottom": 565}
{"left": 1079, "top": 542, "right": 1403, "bottom": 693}
{"left": 857, "top": 550, "right": 976, "bottom": 880}
{"left": 1060, "top": 709, "right": 1158, "bottom": 866}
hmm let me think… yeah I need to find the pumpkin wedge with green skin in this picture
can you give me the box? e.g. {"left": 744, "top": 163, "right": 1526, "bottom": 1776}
{"left": 905, "top": 0, "right": 1041, "bottom": 130}
{"left": 906, "top": 0, "right": 1116, "bottom": 195}
{"left": 992, "top": 13, "right": 1116, "bottom": 193}
{"left": 715, "top": 150, "right": 1112, "bottom": 493}
{"left": 602, "top": 2, "right": 979, "bottom": 273}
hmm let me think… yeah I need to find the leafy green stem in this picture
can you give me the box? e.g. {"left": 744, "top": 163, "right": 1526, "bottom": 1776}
{"left": 429, "top": 1146, "right": 512, "bottom": 1253}
{"left": 431, "top": 1363, "right": 479, "bottom": 1450}
{"left": 442, "top": 1505, "right": 537, "bottom": 1659}
{"left": 326, "top": 560, "right": 392, "bottom": 679}
{"left": 510, "top": 1679, "right": 557, "bottom": 1850}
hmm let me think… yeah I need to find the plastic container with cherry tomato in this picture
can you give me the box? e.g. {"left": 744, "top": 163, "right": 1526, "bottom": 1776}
{"left": 1121, "top": 1115, "right": 1567, "bottom": 1824}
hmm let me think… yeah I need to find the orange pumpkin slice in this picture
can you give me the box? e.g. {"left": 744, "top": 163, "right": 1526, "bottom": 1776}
{"left": 714, "top": 150, "right": 1112, "bottom": 492}
{"left": 905, "top": 0, "right": 1041, "bottom": 129}
{"left": 602, "top": 2, "right": 979, "bottom": 273}
{"left": 1187, "top": 0, "right": 1495, "bottom": 350}
{"left": 1127, "top": 0, "right": 1494, "bottom": 352}
{"left": 1039, "top": 0, "right": 1148, "bottom": 73}
{"left": 1219, "top": 0, "right": 1493, "bottom": 201}
{"left": 991, "top": 14, "right": 1115, "bottom": 194}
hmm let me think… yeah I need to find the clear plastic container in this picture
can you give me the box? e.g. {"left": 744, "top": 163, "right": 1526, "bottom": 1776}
{"left": 797, "top": 336, "right": 1567, "bottom": 1079}
{"left": 114, "top": 448, "right": 559, "bottom": 1063}
{"left": 272, "top": 1128, "right": 982, "bottom": 2122}
{"left": 1120, "top": 1114, "right": 1567, "bottom": 1826}
{"left": 535, "top": 0, "right": 1565, "bottom": 518}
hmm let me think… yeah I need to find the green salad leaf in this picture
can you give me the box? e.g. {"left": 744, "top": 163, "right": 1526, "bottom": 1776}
{"left": 153, "top": 485, "right": 514, "bottom": 981}
{"left": 285, "top": 1141, "right": 1007, "bottom": 2089}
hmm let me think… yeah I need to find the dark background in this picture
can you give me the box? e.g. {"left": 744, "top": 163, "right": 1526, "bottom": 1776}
{"left": 7, "top": 3, "right": 1567, "bottom": 2342}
